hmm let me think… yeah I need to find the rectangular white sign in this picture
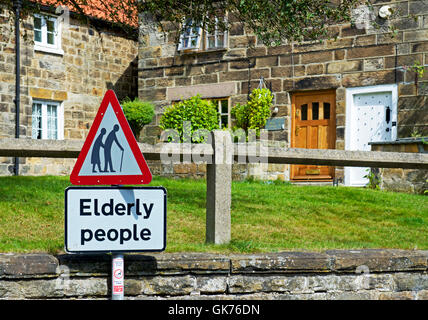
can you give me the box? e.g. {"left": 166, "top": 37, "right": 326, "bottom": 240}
{"left": 65, "top": 187, "right": 166, "bottom": 253}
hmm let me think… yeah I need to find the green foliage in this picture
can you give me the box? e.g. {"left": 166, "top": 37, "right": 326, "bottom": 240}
{"left": 407, "top": 60, "right": 426, "bottom": 78}
{"left": 159, "top": 95, "right": 219, "bottom": 143}
{"left": 121, "top": 97, "right": 155, "bottom": 138}
{"left": 140, "top": 0, "right": 364, "bottom": 46}
{"left": 364, "top": 169, "right": 381, "bottom": 190}
{"left": 10, "top": 0, "right": 367, "bottom": 46}
{"left": 410, "top": 128, "right": 422, "bottom": 138}
{"left": 231, "top": 88, "right": 272, "bottom": 136}
{"left": 404, "top": 60, "right": 427, "bottom": 94}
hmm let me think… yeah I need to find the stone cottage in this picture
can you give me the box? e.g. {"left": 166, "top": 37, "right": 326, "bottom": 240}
{"left": 0, "top": 0, "right": 138, "bottom": 175}
{"left": 0, "top": 0, "right": 426, "bottom": 191}
{"left": 138, "top": 0, "right": 428, "bottom": 187}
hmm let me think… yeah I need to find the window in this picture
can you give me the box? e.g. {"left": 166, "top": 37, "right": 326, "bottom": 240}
{"left": 32, "top": 100, "right": 64, "bottom": 140}
{"left": 33, "top": 14, "right": 63, "bottom": 55}
{"left": 212, "top": 98, "right": 230, "bottom": 129}
{"left": 301, "top": 104, "right": 308, "bottom": 121}
{"left": 323, "top": 102, "right": 330, "bottom": 120}
{"left": 312, "top": 102, "right": 319, "bottom": 120}
{"left": 206, "top": 17, "right": 226, "bottom": 50}
{"left": 178, "top": 18, "right": 202, "bottom": 51}
{"left": 178, "top": 17, "right": 227, "bottom": 52}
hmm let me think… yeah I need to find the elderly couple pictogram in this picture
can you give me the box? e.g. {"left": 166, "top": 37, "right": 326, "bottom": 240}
{"left": 91, "top": 124, "right": 124, "bottom": 173}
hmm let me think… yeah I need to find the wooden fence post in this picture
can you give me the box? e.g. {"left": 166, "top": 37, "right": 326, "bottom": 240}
{"left": 206, "top": 130, "right": 233, "bottom": 244}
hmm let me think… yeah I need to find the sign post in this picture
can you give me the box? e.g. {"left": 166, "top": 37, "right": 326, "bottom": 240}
{"left": 67, "top": 90, "right": 166, "bottom": 300}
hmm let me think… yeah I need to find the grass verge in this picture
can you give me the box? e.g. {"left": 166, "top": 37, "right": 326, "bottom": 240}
{"left": 0, "top": 176, "right": 426, "bottom": 253}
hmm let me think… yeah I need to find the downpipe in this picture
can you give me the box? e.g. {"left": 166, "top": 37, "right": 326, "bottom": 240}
{"left": 13, "top": 0, "right": 22, "bottom": 176}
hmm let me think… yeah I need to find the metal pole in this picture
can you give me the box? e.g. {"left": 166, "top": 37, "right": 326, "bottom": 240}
{"left": 111, "top": 253, "right": 124, "bottom": 300}
{"left": 13, "top": 0, "right": 22, "bottom": 176}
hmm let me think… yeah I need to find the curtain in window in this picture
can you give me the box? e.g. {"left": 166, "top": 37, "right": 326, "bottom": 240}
{"left": 47, "top": 104, "right": 58, "bottom": 139}
{"left": 32, "top": 103, "right": 42, "bottom": 139}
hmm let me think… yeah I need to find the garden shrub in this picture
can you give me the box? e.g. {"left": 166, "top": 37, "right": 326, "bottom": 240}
{"left": 159, "top": 95, "right": 219, "bottom": 143}
{"left": 122, "top": 97, "right": 155, "bottom": 138}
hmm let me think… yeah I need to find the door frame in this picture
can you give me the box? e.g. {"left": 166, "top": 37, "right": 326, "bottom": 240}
{"left": 290, "top": 89, "right": 337, "bottom": 181}
{"left": 344, "top": 84, "right": 398, "bottom": 186}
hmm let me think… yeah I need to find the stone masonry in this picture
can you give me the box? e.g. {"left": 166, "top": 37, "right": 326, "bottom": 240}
{"left": 370, "top": 137, "right": 428, "bottom": 193}
{"left": 0, "top": 249, "right": 428, "bottom": 299}
{"left": 0, "top": 6, "right": 138, "bottom": 175}
{"left": 138, "top": 0, "right": 428, "bottom": 182}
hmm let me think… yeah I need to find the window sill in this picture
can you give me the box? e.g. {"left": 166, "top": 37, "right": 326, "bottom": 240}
{"left": 34, "top": 44, "right": 64, "bottom": 56}
{"left": 31, "top": 138, "right": 64, "bottom": 141}
{"left": 177, "top": 47, "right": 227, "bottom": 56}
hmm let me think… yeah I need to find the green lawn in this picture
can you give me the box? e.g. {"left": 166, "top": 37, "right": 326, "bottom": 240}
{"left": 0, "top": 175, "right": 426, "bottom": 253}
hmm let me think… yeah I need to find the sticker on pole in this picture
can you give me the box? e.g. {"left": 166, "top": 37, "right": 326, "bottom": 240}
{"left": 70, "top": 90, "right": 152, "bottom": 185}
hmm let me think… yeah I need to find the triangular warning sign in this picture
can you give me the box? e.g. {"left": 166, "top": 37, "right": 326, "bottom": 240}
{"left": 70, "top": 90, "right": 152, "bottom": 185}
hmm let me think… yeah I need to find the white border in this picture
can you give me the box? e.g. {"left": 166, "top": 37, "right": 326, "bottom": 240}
{"left": 344, "top": 84, "right": 398, "bottom": 186}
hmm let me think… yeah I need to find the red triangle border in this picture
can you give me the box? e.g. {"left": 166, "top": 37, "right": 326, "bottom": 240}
{"left": 70, "top": 90, "right": 152, "bottom": 185}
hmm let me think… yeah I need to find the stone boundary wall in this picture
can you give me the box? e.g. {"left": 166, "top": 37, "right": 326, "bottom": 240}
{"left": 1, "top": 249, "right": 428, "bottom": 300}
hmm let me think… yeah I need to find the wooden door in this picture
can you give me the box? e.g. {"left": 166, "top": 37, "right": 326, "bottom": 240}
{"left": 291, "top": 90, "right": 336, "bottom": 181}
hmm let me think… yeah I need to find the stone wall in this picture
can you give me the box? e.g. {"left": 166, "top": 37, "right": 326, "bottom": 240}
{"left": 138, "top": 0, "right": 428, "bottom": 181}
{"left": 0, "top": 7, "right": 138, "bottom": 175}
{"left": 1, "top": 250, "right": 427, "bottom": 300}
{"left": 370, "top": 138, "right": 428, "bottom": 194}
{"left": 146, "top": 161, "right": 288, "bottom": 182}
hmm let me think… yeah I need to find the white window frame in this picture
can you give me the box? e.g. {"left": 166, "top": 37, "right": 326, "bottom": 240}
{"left": 218, "top": 99, "right": 230, "bottom": 129}
{"left": 31, "top": 99, "right": 64, "bottom": 140}
{"left": 208, "top": 98, "right": 230, "bottom": 129}
{"left": 33, "top": 13, "right": 64, "bottom": 55}
{"left": 177, "top": 19, "right": 203, "bottom": 51}
{"left": 205, "top": 17, "right": 228, "bottom": 50}
{"left": 178, "top": 16, "right": 228, "bottom": 52}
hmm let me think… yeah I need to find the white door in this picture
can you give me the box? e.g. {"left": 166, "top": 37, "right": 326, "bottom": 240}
{"left": 345, "top": 85, "right": 397, "bottom": 186}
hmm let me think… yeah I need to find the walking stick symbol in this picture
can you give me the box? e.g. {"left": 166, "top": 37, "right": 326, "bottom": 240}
{"left": 120, "top": 149, "right": 124, "bottom": 172}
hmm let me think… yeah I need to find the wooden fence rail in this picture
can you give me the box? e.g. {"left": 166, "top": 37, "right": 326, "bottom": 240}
{"left": 1, "top": 133, "right": 427, "bottom": 244}
{"left": 0, "top": 137, "right": 427, "bottom": 169}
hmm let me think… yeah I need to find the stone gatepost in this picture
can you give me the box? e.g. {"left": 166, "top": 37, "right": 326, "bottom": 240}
{"left": 206, "top": 130, "right": 233, "bottom": 244}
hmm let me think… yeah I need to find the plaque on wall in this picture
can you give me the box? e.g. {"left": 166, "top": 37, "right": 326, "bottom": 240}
{"left": 265, "top": 117, "right": 285, "bottom": 131}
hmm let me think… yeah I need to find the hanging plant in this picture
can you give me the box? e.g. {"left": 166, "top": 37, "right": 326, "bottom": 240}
{"left": 231, "top": 88, "right": 272, "bottom": 137}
